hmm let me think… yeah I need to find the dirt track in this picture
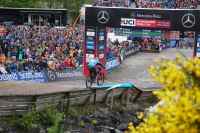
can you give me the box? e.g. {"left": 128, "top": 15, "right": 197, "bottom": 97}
{"left": 0, "top": 48, "right": 193, "bottom": 96}
{"left": 107, "top": 48, "right": 193, "bottom": 89}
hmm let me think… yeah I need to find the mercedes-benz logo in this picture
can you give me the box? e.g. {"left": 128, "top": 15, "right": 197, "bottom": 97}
{"left": 97, "top": 10, "right": 110, "bottom": 24}
{"left": 182, "top": 13, "right": 195, "bottom": 28}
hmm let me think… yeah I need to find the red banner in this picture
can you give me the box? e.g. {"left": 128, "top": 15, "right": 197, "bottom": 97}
{"left": 136, "top": 19, "right": 170, "bottom": 29}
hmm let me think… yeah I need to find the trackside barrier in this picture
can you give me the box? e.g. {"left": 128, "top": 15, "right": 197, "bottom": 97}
{"left": 47, "top": 67, "right": 83, "bottom": 82}
{"left": 0, "top": 68, "right": 83, "bottom": 83}
{"left": 0, "top": 47, "right": 141, "bottom": 83}
{"left": 0, "top": 48, "right": 139, "bottom": 83}
{"left": 105, "top": 57, "right": 120, "bottom": 71}
{"left": 0, "top": 57, "right": 121, "bottom": 82}
{"left": 0, "top": 87, "right": 154, "bottom": 117}
{"left": 125, "top": 46, "right": 140, "bottom": 57}
{"left": 0, "top": 71, "right": 47, "bottom": 83}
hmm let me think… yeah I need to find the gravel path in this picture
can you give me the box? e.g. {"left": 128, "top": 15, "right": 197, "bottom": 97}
{"left": 107, "top": 48, "right": 193, "bottom": 89}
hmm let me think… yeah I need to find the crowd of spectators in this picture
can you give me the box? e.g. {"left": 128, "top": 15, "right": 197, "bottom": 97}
{"left": 93, "top": 0, "right": 131, "bottom": 7}
{"left": 175, "top": 0, "right": 198, "bottom": 9}
{"left": 92, "top": 0, "right": 199, "bottom": 9}
{"left": 0, "top": 24, "right": 84, "bottom": 74}
{"left": 135, "top": 0, "right": 198, "bottom": 9}
{"left": 136, "top": 0, "right": 171, "bottom": 8}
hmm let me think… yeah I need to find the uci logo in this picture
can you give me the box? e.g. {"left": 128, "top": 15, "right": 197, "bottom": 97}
{"left": 121, "top": 18, "right": 136, "bottom": 27}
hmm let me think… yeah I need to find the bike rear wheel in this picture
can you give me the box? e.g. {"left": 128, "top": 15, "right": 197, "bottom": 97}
{"left": 85, "top": 77, "right": 93, "bottom": 88}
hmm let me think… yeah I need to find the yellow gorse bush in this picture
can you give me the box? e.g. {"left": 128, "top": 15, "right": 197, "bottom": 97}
{"left": 126, "top": 56, "right": 200, "bottom": 133}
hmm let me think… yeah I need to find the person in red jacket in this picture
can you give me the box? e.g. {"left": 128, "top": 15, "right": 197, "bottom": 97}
{"left": 64, "top": 56, "right": 75, "bottom": 68}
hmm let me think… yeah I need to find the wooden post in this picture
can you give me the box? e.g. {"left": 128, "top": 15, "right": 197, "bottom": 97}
{"left": 59, "top": 96, "right": 65, "bottom": 112}
{"left": 110, "top": 90, "right": 114, "bottom": 110}
{"left": 65, "top": 92, "right": 70, "bottom": 114}
{"left": 126, "top": 91, "right": 130, "bottom": 107}
{"left": 132, "top": 90, "right": 143, "bottom": 103}
{"left": 120, "top": 90, "right": 126, "bottom": 105}
{"left": 31, "top": 96, "right": 37, "bottom": 111}
{"left": 93, "top": 89, "right": 97, "bottom": 105}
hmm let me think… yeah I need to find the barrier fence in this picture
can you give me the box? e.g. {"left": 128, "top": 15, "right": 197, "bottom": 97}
{"left": 120, "top": 45, "right": 140, "bottom": 62}
{"left": 0, "top": 57, "right": 121, "bottom": 82}
{"left": 0, "top": 46, "right": 141, "bottom": 83}
{"left": 0, "top": 86, "right": 152, "bottom": 117}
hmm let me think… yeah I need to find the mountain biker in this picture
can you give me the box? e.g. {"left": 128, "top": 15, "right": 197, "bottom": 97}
{"left": 87, "top": 57, "right": 105, "bottom": 81}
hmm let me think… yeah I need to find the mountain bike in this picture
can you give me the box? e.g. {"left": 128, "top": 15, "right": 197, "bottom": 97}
{"left": 85, "top": 66, "right": 105, "bottom": 88}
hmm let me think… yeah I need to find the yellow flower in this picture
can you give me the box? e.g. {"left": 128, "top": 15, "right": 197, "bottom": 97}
{"left": 132, "top": 55, "right": 200, "bottom": 133}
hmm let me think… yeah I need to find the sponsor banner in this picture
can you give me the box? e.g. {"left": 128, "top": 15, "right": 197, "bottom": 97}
{"left": 0, "top": 71, "right": 46, "bottom": 82}
{"left": 18, "top": 72, "right": 46, "bottom": 83}
{"left": 135, "top": 19, "right": 171, "bottom": 28}
{"left": 121, "top": 18, "right": 136, "bottom": 27}
{"left": 0, "top": 61, "right": 123, "bottom": 82}
{"left": 120, "top": 18, "right": 170, "bottom": 28}
{"left": 196, "top": 36, "right": 200, "bottom": 57}
{"left": 56, "top": 71, "right": 83, "bottom": 81}
{"left": 86, "top": 7, "right": 200, "bottom": 31}
{"left": 106, "top": 58, "right": 120, "bottom": 70}
{"left": 135, "top": 13, "right": 162, "bottom": 19}
{"left": 47, "top": 71, "right": 57, "bottom": 81}
{"left": 0, "top": 68, "right": 83, "bottom": 82}
{"left": 86, "top": 30, "right": 95, "bottom": 36}
{"left": 132, "top": 30, "right": 161, "bottom": 38}
{"left": 0, "top": 73, "right": 18, "bottom": 81}
{"left": 47, "top": 68, "right": 83, "bottom": 82}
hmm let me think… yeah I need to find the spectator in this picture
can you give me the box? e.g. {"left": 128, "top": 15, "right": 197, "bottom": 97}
{"left": 0, "top": 24, "right": 84, "bottom": 74}
{"left": 0, "top": 52, "right": 6, "bottom": 64}
{"left": 135, "top": 0, "right": 197, "bottom": 8}
{"left": 0, "top": 63, "right": 7, "bottom": 74}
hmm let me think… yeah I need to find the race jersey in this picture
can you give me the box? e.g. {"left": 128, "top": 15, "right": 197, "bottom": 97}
{"left": 88, "top": 58, "right": 99, "bottom": 69}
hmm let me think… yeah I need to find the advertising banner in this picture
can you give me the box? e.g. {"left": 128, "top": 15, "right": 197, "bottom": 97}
{"left": 0, "top": 73, "right": 18, "bottom": 81}
{"left": 135, "top": 19, "right": 170, "bottom": 29}
{"left": 0, "top": 71, "right": 47, "bottom": 82}
{"left": 97, "top": 28, "right": 107, "bottom": 65}
{"left": 196, "top": 35, "right": 200, "bottom": 57}
{"left": 132, "top": 30, "right": 161, "bottom": 38}
{"left": 106, "top": 57, "right": 120, "bottom": 70}
{"left": 0, "top": 68, "right": 83, "bottom": 82}
{"left": 83, "top": 27, "right": 96, "bottom": 76}
{"left": 0, "top": 57, "right": 122, "bottom": 82}
{"left": 47, "top": 70, "right": 83, "bottom": 81}
{"left": 85, "top": 6, "right": 200, "bottom": 31}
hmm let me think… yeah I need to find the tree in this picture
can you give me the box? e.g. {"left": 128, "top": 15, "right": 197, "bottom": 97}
{"left": 127, "top": 55, "right": 200, "bottom": 133}
{"left": 0, "top": 0, "right": 38, "bottom": 8}
{"left": 0, "top": 0, "right": 93, "bottom": 23}
{"left": 63, "top": 0, "right": 92, "bottom": 21}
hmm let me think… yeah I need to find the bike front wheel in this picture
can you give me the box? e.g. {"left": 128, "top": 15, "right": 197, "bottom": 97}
{"left": 96, "top": 73, "right": 104, "bottom": 86}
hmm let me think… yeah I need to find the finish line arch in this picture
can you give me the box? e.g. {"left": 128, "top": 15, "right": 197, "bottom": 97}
{"left": 83, "top": 6, "right": 200, "bottom": 75}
